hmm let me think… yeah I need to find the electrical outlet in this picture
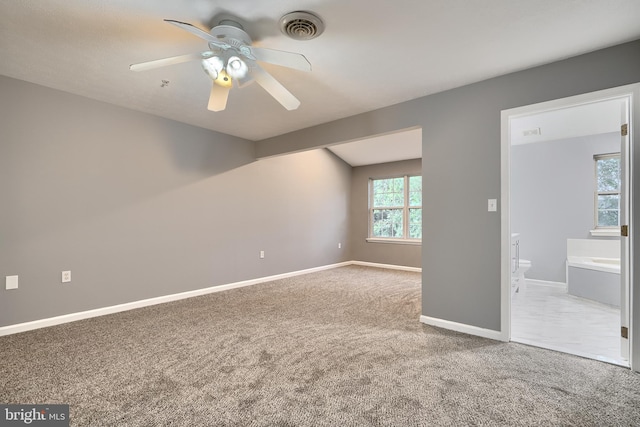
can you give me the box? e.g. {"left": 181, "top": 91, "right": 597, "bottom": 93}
{"left": 6, "top": 275, "right": 18, "bottom": 290}
{"left": 260, "top": 250, "right": 265, "bottom": 259}
{"left": 62, "top": 271, "right": 71, "bottom": 283}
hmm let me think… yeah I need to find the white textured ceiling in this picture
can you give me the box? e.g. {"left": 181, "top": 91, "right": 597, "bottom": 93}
{"left": 511, "top": 98, "right": 623, "bottom": 145}
{"left": 1, "top": 1, "right": 640, "bottom": 143}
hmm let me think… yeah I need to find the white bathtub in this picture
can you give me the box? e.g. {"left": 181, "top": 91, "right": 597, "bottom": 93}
{"left": 566, "top": 256, "right": 620, "bottom": 307}
{"left": 566, "top": 239, "right": 621, "bottom": 307}
{"left": 566, "top": 256, "right": 620, "bottom": 274}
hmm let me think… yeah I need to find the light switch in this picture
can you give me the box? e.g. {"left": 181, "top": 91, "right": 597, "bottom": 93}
{"left": 6, "top": 275, "right": 18, "bottom": 290}
{"left": 488, "top": 199, "right": 497, "bottom": 212}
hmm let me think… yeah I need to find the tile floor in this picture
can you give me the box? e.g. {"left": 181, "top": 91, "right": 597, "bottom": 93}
{"left": 511, "top": 280, "right": 627, "bottom": 366}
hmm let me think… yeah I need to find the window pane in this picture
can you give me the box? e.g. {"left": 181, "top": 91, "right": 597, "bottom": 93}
{"left": 392, "top": 177, "right": 404, "bottom": 191}
{"left": 597, "top": 157, "right": 620, "bottom": 192}
{"left": 373, "top": 179, "right": 391, "bottom": 193}
{"left": 372, "top": 209, "right": 403, "bottom": 238}
{"left": 392, "top": 178, "right": 404, "bottom": 205}
{"left": 409, "top": 208, "right": 422, "bottom": 239}
{"left": 392, "top": 192, "right": 405, "bottom": 206}
{"left": 409, "top": 176, "right": 422, "bottom": 207}
{"left": 409, "top": 176, "right": 422, "bottom": 191}
{"left": 597, "top": 194, "right": 619, "bottom": 226}
{"left": 372, "top": 178, "right": 404, "bottom": 207}
{"left": 369, "top": 175, "right": 421, "bottom": 241}
{"left": 598, "top": 194, "right": 619, "bottom": 210}
{"left": 374, "top": 193, "right": 391, "bottom": 207}
{"left": 598, "top": 210, "right": 619, "bottom": 227}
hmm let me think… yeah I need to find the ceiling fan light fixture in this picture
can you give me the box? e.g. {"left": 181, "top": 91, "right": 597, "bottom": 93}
{"left": 214, "top": 69, "right": 233, "bottom": 88}
{"left": 132, "top": 19, "right": 311, "bottom": 112}
{"left": 226, "top": 56, "right": 248, "bottom": 79}
{"left": 202, "top": 56, "right": 224, "bottom": 79}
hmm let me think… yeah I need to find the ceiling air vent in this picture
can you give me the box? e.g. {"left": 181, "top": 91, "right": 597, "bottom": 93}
{"left": 279, "top": 11, "right": 324, "bottom": 40}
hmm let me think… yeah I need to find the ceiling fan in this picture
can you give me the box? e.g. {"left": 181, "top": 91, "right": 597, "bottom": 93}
{"left": 130, "top": 19, "right": 312, "bottom": 111}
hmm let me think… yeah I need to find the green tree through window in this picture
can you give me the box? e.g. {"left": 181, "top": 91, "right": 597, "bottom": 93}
{"left": 595, "top": 153, "right": 620, "bottom": 227}
{"left": 370, "top": 175, "right": 422, "bottom": 240}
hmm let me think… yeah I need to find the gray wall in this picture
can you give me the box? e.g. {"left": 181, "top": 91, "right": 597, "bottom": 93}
{"left": 512, "top": 132, "right": 619, "bottom": 283}
{"left": 0, "top": 76, "right": 351, "bottom": 327}
{"left": 3, "top": 39, "right": 640, "bottom": 370}
{"left": 350, "top": 159, "right": 422, "bottom": 268}
{"left": 256, "top": 40, "right": 640, "bottom": 349}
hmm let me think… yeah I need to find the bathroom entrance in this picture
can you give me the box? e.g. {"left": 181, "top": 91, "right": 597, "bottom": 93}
{"left": 501, "top": 84, "right": 639, "bottom": 367}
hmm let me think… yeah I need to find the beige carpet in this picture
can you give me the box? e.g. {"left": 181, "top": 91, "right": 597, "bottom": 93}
{"left": 1, "top": 265, "right": 639, "bottom": 426}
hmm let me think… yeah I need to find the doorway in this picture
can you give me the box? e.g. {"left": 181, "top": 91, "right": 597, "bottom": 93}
{"left": 500, "top": 84, "right": 638, "bottom": 367}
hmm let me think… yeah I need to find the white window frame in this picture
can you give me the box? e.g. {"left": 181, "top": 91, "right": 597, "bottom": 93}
{"left": 367, "top": 175, "right": 422, "bottom": 245}
{"left": 592, "top": 153, "right": 621, "bottom": 235}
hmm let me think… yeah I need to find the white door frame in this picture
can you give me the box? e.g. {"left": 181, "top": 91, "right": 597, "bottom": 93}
{"left": 500, "top": 83, "right": 639, "bottom": 370}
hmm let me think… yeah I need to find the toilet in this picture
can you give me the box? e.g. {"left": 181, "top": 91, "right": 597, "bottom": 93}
{"left": 517, "top": 259, "right": 531, "bottom": 285}
{"left": 511, "top": 233, "right": 531, "bottom": 294}
{"left": 511, "top": 258, "right": 532, "bottom": 294}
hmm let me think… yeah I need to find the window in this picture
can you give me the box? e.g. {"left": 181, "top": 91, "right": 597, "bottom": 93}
{"left": 594, "top": 153, "right": 621, "bottom": 228}
{"left": 369, "top": 175, "right": 422, "bottom": 242}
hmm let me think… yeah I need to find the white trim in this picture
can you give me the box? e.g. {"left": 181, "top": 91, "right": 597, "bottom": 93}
{"left": 351, "top": 260, "right": 422, "bottom": 272}
{"left": 501, "top": 83, "right": 639, "bottom": 370}
{"left": 512, "top": 338, "right": 628, "bottom": 367}
{"left": 525, "top": 279, "right": 567, "bottom": 289}
{"left": 500, "top": 105, "right": 512, "bottom": 343}
{"left": 368, "top": 175, "right": 422, "bottom": 242}
{"left": 365, "top": 238, "right": 421, "bottom": 246}
{"left": 0, "top": 261, "right": 352, "bottom": 337}
{"left": 420, "top": 315, "right": 506, "bottom": 342}
{"left": 0, "top": 260, "right": 424, "bottom": 337}
{"left": 590, "top": 228, "right": 621, "bottom": 237}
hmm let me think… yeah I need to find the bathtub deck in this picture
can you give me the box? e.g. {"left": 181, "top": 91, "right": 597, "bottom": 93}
{"left": 511, "top": 280, "right": 625, "bottom": 366}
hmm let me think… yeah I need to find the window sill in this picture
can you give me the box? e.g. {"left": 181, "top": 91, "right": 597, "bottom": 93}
{"left": 590, "top": 228, "right": 620, "bottom": 237}
{"left": 366, "top": 238, "right": 422, "bottom": 246}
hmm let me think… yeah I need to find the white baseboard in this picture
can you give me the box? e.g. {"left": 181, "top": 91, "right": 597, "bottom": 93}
{"left": 351, "top": 261, "right": 422, "bottom": 273}
{"left": 525, "top": 279, "right": 567, "bottom": 289}
{"left": 420, "top": 315, "right": 506, "bottom": 342}
{"left": 0, "top": 261, "right": 424, "bottom": 337}
{"left": 511, "top": 337, "right": 628, "bottom": 367}
{"left": 0, "top": 261, "right": 353, "bottom": 337}
{"left": 0, "top": 261, "right": 420, "bottom": 337}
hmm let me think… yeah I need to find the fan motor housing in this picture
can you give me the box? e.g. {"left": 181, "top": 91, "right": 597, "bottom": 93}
{"left": 209, "top": 24, "right": 253, "bottom": 46}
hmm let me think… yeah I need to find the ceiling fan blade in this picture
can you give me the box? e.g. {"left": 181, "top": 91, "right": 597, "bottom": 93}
{"left": 208, "top": 82, "right": 230, "bottom": 112}
{"left": 251, "top": 65, "right": 300, "bottom": 110}
{"left": 130, "top": 52, "right": 208, "bottom": 72}
{"left": 249, "top": 47, "right": 311, "bottom": 72}
{"left": 164, "top": 19, "right": 229, "bottom": 50}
